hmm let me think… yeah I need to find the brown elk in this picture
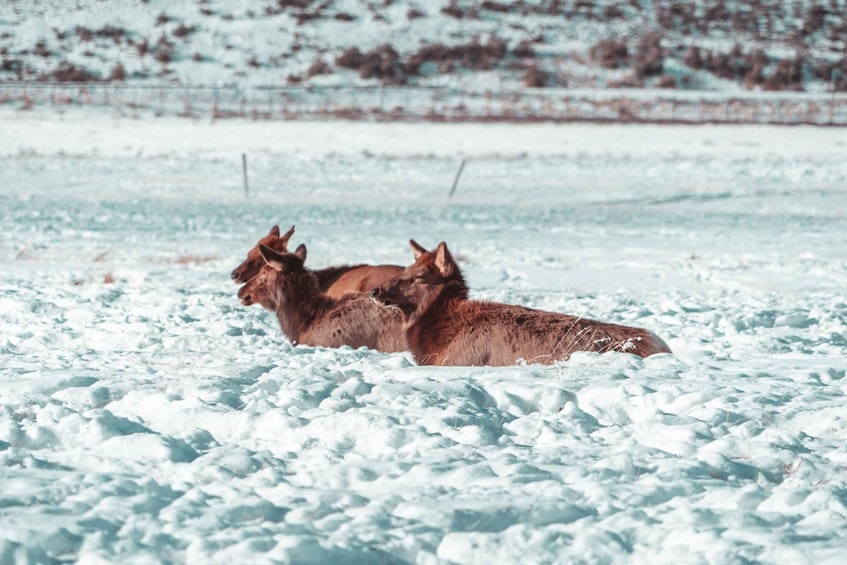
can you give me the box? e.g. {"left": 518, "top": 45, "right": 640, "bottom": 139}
{"left": 371, "top": 241, "right": 671, "bottom": 366}
{"left": 238, "top": 243, "right": 407, "bottom": 353}
{"left": 231, "top": 225, "right": 403, "bottom": 299}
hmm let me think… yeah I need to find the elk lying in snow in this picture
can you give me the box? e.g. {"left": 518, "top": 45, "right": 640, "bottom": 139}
{"left": 231, "top": 225, "right": 403, "bottom": 299}
{"left": 238, "top": 243, "right": 407, "bottom": 353}
{"left": 371, "top": 241, "right": 671, "bottom": 366}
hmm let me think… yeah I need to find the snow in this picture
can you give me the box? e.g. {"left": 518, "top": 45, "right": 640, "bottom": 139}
{"left": 2, "top": 0, "right": 844, "bottom": 93}
{"left": 1, "top": 107, "right": 847, "bottom": 563}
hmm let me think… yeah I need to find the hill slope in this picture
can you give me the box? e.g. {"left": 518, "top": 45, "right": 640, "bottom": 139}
{"left": 2, "top": 0, "right": 846, "bottom": 92}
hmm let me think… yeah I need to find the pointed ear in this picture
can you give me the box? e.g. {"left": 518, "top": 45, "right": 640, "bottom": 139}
{"left": 259, "top": 243, "right": 287, "bottom": 272}
{"left": 433, "top": 242, "right": 456, "bottom": 277}
{"left": 293, "top": 243, "right": 307, "bottom": 262}
{"left": 409, "top": 239, "right": 428, "bottom": 259}
{"left": 279, "top": 225, "right": 295, "bottom": 249}
{"left": 269, "top": 225, "right": 280, "bottom": 237}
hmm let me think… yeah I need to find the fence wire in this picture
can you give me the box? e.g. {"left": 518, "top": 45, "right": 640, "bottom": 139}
{"left": 2, "top": 83, "right": 846, "bottom": 125}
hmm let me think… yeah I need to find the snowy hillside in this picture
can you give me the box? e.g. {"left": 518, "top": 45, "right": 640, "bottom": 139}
{"left": 2, "top": 0, "right": 847, "bottom": 92}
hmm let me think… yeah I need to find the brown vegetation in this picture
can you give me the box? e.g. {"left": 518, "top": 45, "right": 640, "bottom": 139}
{"left": 589, "top": 39, "right": 628, "bottom": 69}
{"left": 39, "top": 62, "right": 100, "bottom": 82}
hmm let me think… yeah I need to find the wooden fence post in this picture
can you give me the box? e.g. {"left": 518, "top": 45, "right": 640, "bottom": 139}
{"left": 242, "top": 154, "right": 249, "bottom": 198}
{"left": 448, "top": 159, "right": 467, "bottom": 199}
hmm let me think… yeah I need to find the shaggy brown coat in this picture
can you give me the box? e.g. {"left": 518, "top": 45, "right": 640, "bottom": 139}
{"left": 239, "top": 244, "right": 407, "bottom": 353}
{"left": 371, "top": 241, "right": 671, "bottom": 366}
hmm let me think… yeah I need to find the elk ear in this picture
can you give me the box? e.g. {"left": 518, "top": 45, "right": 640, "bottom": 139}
{"left": 293, "top": 243, "right": 307, "bottom": 262}
{"left": 269, "top": 225, "right": 280, "bottom": 237}
{"left": 279, "top": 225, "right": 296, "bottom": 249}
{"left": 433, "top": 242, "right": 456, "bottom": 277}
{"left": 409, "top": 239, "right": 428, "bottom": 259}
{"left": 259, "top": 243, "right": 288, "bottom": 272}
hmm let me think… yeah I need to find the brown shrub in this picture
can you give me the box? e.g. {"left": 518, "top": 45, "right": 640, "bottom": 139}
{"left": 173, "top": 23, "right": 195, "bottom": 38}
{"left": 335, "top": 44, "right": 404, "bottom": 83}
{"left": 743, "top": 49, "right": 768, "bottom": 87}
{"left": 153, "top": 34, "right": 174, "bottom": 63}
{"left": 96, "top": 26, "right": 126, "bottom": 43}
{"left": 523, "top": 64, "right": 548, "bottom": 87}
{"left": 306, "top": 58, "right": 331, "bottom": 77}
{"left": 336, "top": 47, "right": 363, "bottom": 69}
{"left": 656, "top": 3, "right": 696, "bottom": 32}
{"left": 405, "top": 36, "right": 508, "bottom": 76}
{"left": 763, "top": 57, "right": 804, "bottom": 91}
{"left": 76, "top": 26, "right": 93, "bottom": 42}
{"left": 108, "top": 63, "right": 127, "bottom": 81}
{"left": 40, "top": 62, "right": 100, "bottom": 82}
{"left": 278, "top": 0, "right": 314, "bottom": 7}
{"left": 590, "top": 39, "right": 628, "bottom": 69}
{"left": 683, "top": 46, "right": 703, "bottom": 69}
{"left": 702, "top": 1, "right": 729, "bottom": 25}
{"left": 656, "top": 74, "right": 676, "bottom": 88}
{"left": 360, "top": 44, "right": 404, "bottom": 83}
{"left": 34, "top": 41, "right": 50, "bottom": 58}
{"left": 604, "top": 3, "right": 626, "bottom": 19}
{"left": 803, "top": 4, "right": 828, "bottom": 34}
{"left": 633, "top": 31, "right": 664, "bottom": 78}
{"left": 1, "top": 58, "right": 23, "bottom": 76}
{"left": 514, "top": 39, "right": 534, "bottom": 58}
{"left": 607, "top": 74, "right": 644, "bottom": 88}
{"left": 441, "top": 2, "right": 464, "bottom": 19}
{"left": 481, "top": 1, "right": 512, "bottom": 12}
{"left": 707, "top": 52, "right": 735, "bottom": 79}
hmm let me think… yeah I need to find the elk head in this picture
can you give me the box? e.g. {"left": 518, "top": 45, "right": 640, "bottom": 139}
{"left": 231, "top": 224, "right": 295, "bottom": 283}
{"left": 370, "top": 240, "right": 460, "bottom": 322}
{"left": 237, "top": 242, "right": 307, "bottom": 308}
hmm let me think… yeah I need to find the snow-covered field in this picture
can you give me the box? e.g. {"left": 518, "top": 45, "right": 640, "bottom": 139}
{"left": 2, "top": 109, "right": 847, "bottom": 563}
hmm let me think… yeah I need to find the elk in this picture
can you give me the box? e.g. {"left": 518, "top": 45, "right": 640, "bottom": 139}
{"left": 231, "top": 225, "right": 403, "bottom": 299}
{"left": 238, "top": 243, "right": 407, "bottom": 353}
{"left": 371, "top": 241, "right": 671, "bottom": 366}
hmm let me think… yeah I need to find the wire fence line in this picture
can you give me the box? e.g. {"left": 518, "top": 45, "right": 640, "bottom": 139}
{"left": 2, "top": 82, "right": 847, "bottom": 125}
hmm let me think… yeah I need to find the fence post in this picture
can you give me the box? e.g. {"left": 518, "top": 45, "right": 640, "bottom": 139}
{"left": 242, "top": 154, "right": 249, "bottom": 198}
{"left": 448, "top": 159, "right": 466, "bottom": 199}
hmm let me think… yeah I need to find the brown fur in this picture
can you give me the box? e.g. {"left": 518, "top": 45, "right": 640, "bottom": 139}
{"left": 238, "top": 244, "right": 407, "bottom": 353}
{"left": 231, "top": 224, "right": 403, "bottom": 298}
{"left": 371, "top": 241, "right": 671, "bottom": 366}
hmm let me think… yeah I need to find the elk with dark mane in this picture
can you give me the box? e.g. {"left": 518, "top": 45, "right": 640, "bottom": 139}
{"left": 238, "top": 243, "right": 407, "bottom": 353}
{"left": 371, "top": 241, "right": 671, "bottom": 366}
{"left": 231, "top": 225, "right": 403, "bottom": 299}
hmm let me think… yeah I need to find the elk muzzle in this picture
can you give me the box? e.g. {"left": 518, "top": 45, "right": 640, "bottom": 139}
{"left": 237, "top": 285, "right": 254, "bottom": 306}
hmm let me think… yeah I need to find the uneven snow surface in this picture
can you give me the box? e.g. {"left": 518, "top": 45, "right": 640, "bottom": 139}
{"left": 2, "top": 110, "right": 847, "bottom": 563}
